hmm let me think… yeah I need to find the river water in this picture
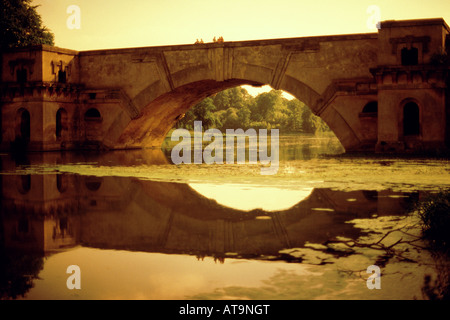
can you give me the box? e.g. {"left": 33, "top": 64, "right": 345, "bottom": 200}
{"left": 0, "top": 134, "right": 449, "bottom": 300}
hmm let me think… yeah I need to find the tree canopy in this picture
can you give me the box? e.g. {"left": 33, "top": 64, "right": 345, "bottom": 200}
{"left": 175, "top": 87, "right": 332, "bottom": 134}
{"left": 0, "top": 0, "right": 54, "bottom": 50}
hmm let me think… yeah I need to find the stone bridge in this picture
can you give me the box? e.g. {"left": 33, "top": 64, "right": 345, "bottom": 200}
{"left": 1, "top": 18, "right": 449, "bottom": 153}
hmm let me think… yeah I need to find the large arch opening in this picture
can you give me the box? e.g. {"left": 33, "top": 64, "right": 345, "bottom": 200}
{"left": 165, "top": 84, "right": 342, "bottom": 161}
{"left": 113, "top": 80, "right": 344, "bottom": 155}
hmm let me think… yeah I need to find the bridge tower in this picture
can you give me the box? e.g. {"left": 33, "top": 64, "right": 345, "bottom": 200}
{"left": 372, "top": 18, "right": 450, "bottom": 153}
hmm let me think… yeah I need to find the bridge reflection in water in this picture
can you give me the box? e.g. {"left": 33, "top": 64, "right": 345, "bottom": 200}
{"left": 0, "top": 164, "right": 420, "bottom": 298}
{"left": 1, "top": 174, "right": 417, "bottom": 256}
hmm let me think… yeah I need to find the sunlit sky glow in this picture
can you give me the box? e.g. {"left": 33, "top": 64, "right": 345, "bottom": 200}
{"left": 189, "top": 183, "right": 314, "bottom": 211}
{"left": 34, "top": 0, "right": 450, "bottom": 51}
{"left": 33, "top": 0, "right": 450, "bottom": 96}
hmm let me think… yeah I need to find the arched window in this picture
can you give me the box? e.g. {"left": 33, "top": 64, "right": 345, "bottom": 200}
{"left": 401, "top": 47, "right": 418, "bottom": 66}
{"left": 85, "top": 176, "right": 102, "bottom": 191}
{"left": 56, "top": 108, "right": 68, "bottom": 138}
{"left": 58, "top": 70, "right": 67, "bottom": 83}
{"left": 84, "top": 108, "right": 102, "bottom": 121}
{"left": 362, "top": 101, "right": 378, "bottom": 115}
{"left": 359, "top": 101, "right": 378, "bottom": 144}
{"left": 16, "top": 68, "right": 27, "bottom": 83}
{"left": 16, "top": 108, "right": 30, "bottom": 143}
{"left": 403, "top": 102, "right": 420, "bottom": 136}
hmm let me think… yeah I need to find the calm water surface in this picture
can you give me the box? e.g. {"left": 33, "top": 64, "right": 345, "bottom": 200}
{"left": 0, "top": 135, "right": 449, "bottom": 300}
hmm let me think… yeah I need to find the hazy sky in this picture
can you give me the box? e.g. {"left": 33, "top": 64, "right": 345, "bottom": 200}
{"left": 34, "top": 0, "right": 450, "bottom": 51}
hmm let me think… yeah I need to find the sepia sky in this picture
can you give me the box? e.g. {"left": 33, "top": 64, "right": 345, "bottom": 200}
{"left": 33, "top": 0, "right": 450, "bottom": 51}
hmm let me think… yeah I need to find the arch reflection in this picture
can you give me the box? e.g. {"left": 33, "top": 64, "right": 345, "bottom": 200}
{"left": 1, "top": 173, "right": 419, "bottom": 256}
{"left": 0, "top": 159, "right": 422, "bottom": 299}
{"left": 188, "top": 183, "right": 314, "bottom": 211}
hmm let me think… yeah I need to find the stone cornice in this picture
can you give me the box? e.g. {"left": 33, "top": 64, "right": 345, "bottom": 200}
{"left": 0, "top": 81, "right": 84, "bottom": 100}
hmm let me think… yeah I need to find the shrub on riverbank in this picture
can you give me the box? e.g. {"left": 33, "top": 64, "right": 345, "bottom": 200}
{"left": 414, "top": 190, "right": 450, "bottom": 300}
{"left": 416, "top": 189, "right": 450, "bottom": 250}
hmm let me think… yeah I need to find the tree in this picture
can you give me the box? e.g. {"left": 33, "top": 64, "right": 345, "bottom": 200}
{"left": 192, "top": 97, "right": 220, "bottom": 129}
{"left": 252, "top": 90, "right": 286, "bottom": 126}
{"left": 221, "top": 107, "right": 241, "bottom": 129}
{"left": 176, "top": 97, "right": 220, "bottom": 130}
{"left": 236, "top": 105, "right": 251, "bottom": 129}
{"left": 212, "top": 90, "right": 231, "bottom": 111}
{"left": 286, "top": 99, "right": 304, "bottom": 132}
{"left": 300, "top": 106, "right": 316, "bottom": 133}
{"left": 174, "top": 86, "right": 333, "bottom": 134}
{"left": 227, "top": 87, "right": 245, "bottom": 110}
{"left": 0, "top": 0, "right": 54, "bottom": 50}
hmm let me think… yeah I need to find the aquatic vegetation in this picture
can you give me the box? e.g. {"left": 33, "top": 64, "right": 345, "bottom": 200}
{"left": 414, "top": 190, "right": 450, "bottom": 300}
{"left": 416, "top": 190, "right": 450, "bottom": 250}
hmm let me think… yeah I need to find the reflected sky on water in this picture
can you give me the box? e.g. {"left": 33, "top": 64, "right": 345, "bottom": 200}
{"left": 0, "top": 135, "right": 448, "bottom": 300}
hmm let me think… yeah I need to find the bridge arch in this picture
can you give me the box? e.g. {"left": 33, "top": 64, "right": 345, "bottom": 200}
{"left": 108, "top": 78, "right": 354, "bottom": 151}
